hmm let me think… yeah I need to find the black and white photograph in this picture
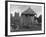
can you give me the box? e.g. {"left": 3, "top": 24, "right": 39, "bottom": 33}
{"left": 7, "top": 1, "right": 45, "bottom": 35}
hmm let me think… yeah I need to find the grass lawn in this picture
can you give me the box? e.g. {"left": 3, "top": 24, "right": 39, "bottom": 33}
{"left": 11, "top": 23, "right": 41, "bottom": 32}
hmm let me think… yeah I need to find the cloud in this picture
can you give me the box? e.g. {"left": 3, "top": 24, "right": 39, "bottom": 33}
{"left": 10, "top": 4, "right": 42, "bottom": 17}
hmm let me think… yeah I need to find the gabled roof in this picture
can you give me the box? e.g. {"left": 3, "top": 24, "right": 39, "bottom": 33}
{"left": 22, "top": 8, "right": 36, "bottom": 15}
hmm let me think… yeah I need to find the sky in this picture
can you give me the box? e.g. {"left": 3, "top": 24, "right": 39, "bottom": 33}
{"left": 10, "top": 4, "right": 42, "bottom": 17}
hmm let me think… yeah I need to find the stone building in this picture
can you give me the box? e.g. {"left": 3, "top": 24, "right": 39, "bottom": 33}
{"left": 21, "top": 8, "right": 36, "bottom": 26}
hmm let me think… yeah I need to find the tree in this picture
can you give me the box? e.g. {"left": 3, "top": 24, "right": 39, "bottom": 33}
{"left": 38, "top": 15, "right": 42, "bottom": 23}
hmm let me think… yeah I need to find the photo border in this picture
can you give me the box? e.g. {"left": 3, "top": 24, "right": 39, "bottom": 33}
{"left": 5, "top": 1, "right": 45, "bottom": 36}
